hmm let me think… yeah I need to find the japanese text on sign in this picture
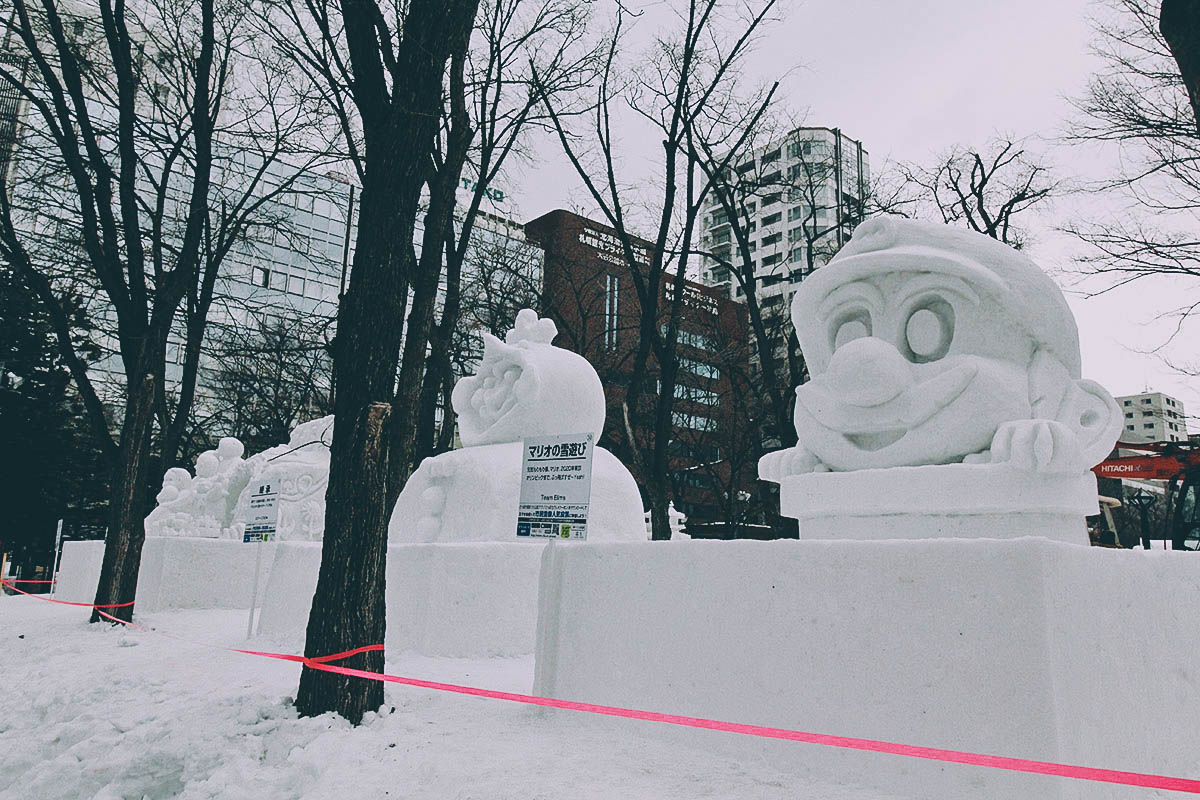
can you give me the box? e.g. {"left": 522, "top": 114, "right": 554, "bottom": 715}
{"left": 244, "top": 479, "right": 279, "bottom": 543}
{"left": 517, "top": 433, "right": 594, "bottom": 540}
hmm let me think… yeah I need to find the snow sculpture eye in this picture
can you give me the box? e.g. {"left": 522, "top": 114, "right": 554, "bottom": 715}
{"left": 832, "top": 311, "right": 871, "bottom": 351}
{"left": 903, "top": 299, "right": 953, "bottom": 362}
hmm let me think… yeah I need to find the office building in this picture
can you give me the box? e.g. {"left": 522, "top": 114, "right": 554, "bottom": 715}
{"left": 526, "top": 209, "right": 751, "bottom": 523}
{"left": 1116, "top": 391, "right": 1189, "bottom": 443}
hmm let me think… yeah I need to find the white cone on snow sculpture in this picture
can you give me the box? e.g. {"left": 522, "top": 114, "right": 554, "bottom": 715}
{"left": 759, "top": 217, "right": 1123, "bottom": 543}
{"left": 389, "top": 309, "right": 646, "bottom": 543}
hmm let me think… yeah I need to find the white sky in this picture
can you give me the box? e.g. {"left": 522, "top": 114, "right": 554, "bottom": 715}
{"left": 505, "top": 0, "right": 1199, "bottom": 429}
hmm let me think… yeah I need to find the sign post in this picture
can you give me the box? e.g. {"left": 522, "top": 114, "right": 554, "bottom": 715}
{"left": 50, "top": 519, "right": 63, "bottom": 596}
{"left": 244, "top": 479, "right": 279, "bottom": 638}
{"left": 517, "top": 433, "right": 595, "bottom": 540}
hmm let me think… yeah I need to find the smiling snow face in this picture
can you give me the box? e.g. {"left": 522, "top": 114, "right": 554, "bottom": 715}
{"left": 451, "top": 310, "right": 606, "bottom": 447}
{"left": 786, "top": 218, "right": 1121, "bottom": 473}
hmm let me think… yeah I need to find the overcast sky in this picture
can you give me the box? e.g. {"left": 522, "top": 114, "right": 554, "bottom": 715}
{"left": 505, "top": 0, "right": 1198, "bottom": 428}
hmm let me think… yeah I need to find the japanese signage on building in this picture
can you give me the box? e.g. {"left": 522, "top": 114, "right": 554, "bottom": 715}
{"left": 517, "top": 433, "right": 595, "bottom": 540}
{"left": 244, "top": 479, "right": 279, "bottom": 543}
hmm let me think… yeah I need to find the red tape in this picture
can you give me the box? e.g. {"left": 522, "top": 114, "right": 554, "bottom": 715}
{"left": 8, "top": 580, "right": 1200, "bottom": 794}
{"left": 2, "top": 580, "right": 133, "bottom": 607}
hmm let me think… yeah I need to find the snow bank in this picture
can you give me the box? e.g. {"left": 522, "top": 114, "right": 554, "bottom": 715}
{"left": 257, "top": 541, "right": 545, "bottom": 657}
{"left": 54, "top": 538, "right": 276, "bottom": 612}
{"left": 533, "top": 538, "right": 1200, "bottom": 800}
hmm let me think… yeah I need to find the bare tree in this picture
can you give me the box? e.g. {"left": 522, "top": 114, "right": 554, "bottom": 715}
{"left": 537, "top": 0, "right": 781, "bottom": 540}
{"left": 900, "top": 137, "right": 1059, "bottom": 250}
{"left": 1067, "top": 0, "right": 1200, "bottom": 335}
{"left": 208, "top": 308, "right": 333, "bottom": 454}
{"left": 0, "top": 0, "right": 335, "bottom": 623}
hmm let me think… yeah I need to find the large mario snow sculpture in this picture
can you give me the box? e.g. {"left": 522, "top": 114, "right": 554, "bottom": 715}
{"left": 759, "top": 217, "right": 1123, "bottom": 543}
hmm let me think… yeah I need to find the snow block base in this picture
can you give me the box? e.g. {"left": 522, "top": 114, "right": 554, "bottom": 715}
{"left": 533, "top": 538, "right": 1200, "bottom": 800}
{"left": 257, "top": 541, "right": 545, "bottom": 657}
{"left": 780, "top": 462, "right": 1099, "bottom": 544}
{"left": 54, "top": 538, "right": 277, "bottom": 612}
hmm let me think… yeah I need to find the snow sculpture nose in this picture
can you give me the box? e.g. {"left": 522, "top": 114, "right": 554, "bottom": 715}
{"left": 824, "top": 336, "right": 915, "bottom": 408}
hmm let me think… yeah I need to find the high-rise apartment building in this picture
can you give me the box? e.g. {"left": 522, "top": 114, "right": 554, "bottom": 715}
{"left": 1116, "top": 391, "right": 1189, "bottom": 443}
{"left": 697, "top": 126, "right": 869, "bottom": 311}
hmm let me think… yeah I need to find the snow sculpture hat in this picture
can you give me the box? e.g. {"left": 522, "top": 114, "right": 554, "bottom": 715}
{"left": 791, "top": 217, "right": 1081, "bottom": 377}
{"left": 452, "top": 309, "right": 606, "bottom": 447}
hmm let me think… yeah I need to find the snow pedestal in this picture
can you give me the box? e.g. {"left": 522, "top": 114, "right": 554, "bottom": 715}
{"left": 532, "top": 538, "right": 1200, "bottom": 800}
{"left": 54, "top": 538, "right": 277, "bottom": 611}
{"left": 781, "top": 462, "right": 1098, "bottom": 543}
{"left": 257, "top": 541, "right": 545, "bottom": 657}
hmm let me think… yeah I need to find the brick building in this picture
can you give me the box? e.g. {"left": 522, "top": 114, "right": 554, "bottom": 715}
{"left": 525, "top": 210, "right": 753, "bottom": 524}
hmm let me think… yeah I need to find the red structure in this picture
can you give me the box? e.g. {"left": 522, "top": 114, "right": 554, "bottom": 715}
{"left": 525, "top": 210, "right": 752, "bottom": 524}
{"left": 1093, "top": 440, "right": 1200, "bottom": 549}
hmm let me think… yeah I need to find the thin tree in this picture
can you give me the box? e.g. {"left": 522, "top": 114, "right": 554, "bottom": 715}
{"left": 266, "top": 0, "right": 482, "bottom": 724}
{"left": 899, "top": 137, "right": 1059, "bottom": 250}
{"left": 536, "top": 0, "right": 781, "bottom": 540}
{"left": 1067, "top": 0, "right": 1200, "bottom": 335}
{"left": 0, "top": 0, "right": 333, "bottom": 622}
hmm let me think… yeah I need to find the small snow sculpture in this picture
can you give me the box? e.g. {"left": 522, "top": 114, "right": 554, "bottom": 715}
{"left": 145, "top": 437, "right": 248, "bottom": 538}
{"left": 230, "top": 416, "right": 333, "bottom": 541}
{"left": 758, "top": 218, "right": 1123, "bottom": 543}
{"left": 390, "top": 309, "right": 645, "bottom": 543}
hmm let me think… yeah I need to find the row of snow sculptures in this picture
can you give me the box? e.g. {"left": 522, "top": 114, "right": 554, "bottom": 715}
{"left": 144, "top": 417, "right": 334, "bottom": 541}
{"left": 759, "top": 218, "right": 1123, "bottom": 543}
{"left": 390, "top": 309, "right": 645, "bottom": 542}
{"left": 145, "top": 437, "right": 248, "bottom": 538}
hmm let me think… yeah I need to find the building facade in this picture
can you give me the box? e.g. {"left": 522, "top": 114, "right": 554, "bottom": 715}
{"left": 1116, "top": 391, "right": 1189, "bottom": 443}
{"left": 526, "top": 209, "right": 752, "bottom": 524}
{"left": 698, "top": 126, "right": 869, "bottom": 309}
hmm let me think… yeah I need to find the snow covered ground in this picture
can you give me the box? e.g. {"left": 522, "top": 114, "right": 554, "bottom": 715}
{"left": 1, "top": 596, "right": 907, "bottom": 800}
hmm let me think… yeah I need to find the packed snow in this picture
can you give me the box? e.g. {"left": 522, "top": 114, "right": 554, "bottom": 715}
{"left": 1, "top": 596, "right": 909, "bottom": 800}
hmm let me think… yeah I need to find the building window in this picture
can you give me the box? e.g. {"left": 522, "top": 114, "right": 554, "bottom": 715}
{"left": 254, "top": 267, "right": 271, "bottom": 288}
{"left": 762, "top": 148, "right": 781, "bottom": 163}
{"left": 1123, "top": 400, "right": 1132, "bottom": 406}
{"left": 679, "top": 357, "right": 719, "bottom": 380}
{"left": 762, "top": 192, "right": 781, "bottom": 207}
{"left": 1127, "top": 425, "right": 1135, "bottom": 431}
{"left": 763, "top": 212, "right": 782, "bottom": 227}
{"left": 1144, "top": 423, "right": 1154, "bottom": 429}
{"left": 1125, "top": 412, "right": 1133, "bottom": 419}
{"left": 604, "top": 273, "right": 619, "bottom": 349}
{"left": 1142, "top": 398, "right": 1152, "bottom": 404}
{"left": 762, "top": 232, "right": 781, "bottom": 246}
{"left": 1143, "top": 411, "right": 1153, "bottom": 417}
{"left": 762, "top": 253, "right": 781, "bottom": 266}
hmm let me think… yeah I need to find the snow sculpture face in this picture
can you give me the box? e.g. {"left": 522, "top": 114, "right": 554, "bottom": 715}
{"left": 195, "top": 451, "right": 220, "bottom": 478}
{"left": 451, "top": 309, "right": 605, "bottom": 447}
{"left": 216, "top": 437, "right": 244, "bottom": 462}
{"left": 787, "top": 218, "right": 1121, "bottom": 473}
{"left": 156, "top": 467, "right": 191, "bottom": 505}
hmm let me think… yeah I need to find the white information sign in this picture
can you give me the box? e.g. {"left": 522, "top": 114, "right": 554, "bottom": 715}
{"left": 244, "top": 479, "right": 279, "bottom": 543}
{"left": 517, "top": 432, "right": 595, "bottom": 540}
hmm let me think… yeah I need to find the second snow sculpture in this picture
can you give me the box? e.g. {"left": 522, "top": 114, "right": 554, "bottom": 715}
{"left": 389, "top": 309, "right": 646, "bottom": 543}
{"left": 759, "top": 218, "right": 1123, "bottom": 543}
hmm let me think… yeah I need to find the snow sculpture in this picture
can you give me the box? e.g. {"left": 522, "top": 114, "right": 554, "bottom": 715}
{"left": 390, "top": 309, "right": 646, "bottom": 542}
{"left": 229, "top": 416, "right": 333, "bottom": 542}
{"left": 758, "top": 218, "right": 1123, "bottom": 543}
{"left": 145, "top": 437, "right": 247, "bottom": 537}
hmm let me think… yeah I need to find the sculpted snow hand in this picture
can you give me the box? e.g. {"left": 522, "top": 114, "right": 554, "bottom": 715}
{"left": 759, "top": 218, "right": 1122, "bottom": 480}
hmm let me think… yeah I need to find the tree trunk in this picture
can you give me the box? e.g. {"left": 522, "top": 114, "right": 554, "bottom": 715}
{"left": 296, "top": 401, "right": 391, "bottom": 723}
{"left": 90, "top": 373, "right": 155, "bottom": 623}
{"left": 1161, "top": 0, "right": 1200, "bottom": 132}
